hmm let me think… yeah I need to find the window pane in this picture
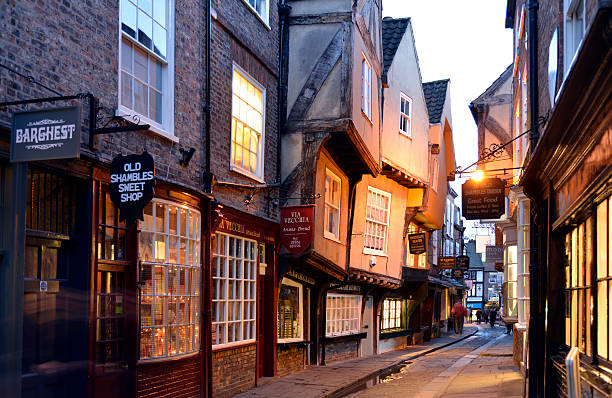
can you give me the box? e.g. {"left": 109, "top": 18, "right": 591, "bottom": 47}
{"left": 121, "top": 73, "right": 133, "bottom": 108}
{"left": 121, "top": 0, "right": 137, "bottom": 38}
{"left": 133, "top": 80, "right": 148, "bottom": 116}
{"left": 153, "top": 22, "right": 166, "bottom": 58}
{"left": 598, "top": 201, "right": 607, "bottom": 279}
{"left": 138, "top": 9, "right": 153, "bottom": 49}
{"left": 153, "top": 0, "right": 166, "bottom": 28}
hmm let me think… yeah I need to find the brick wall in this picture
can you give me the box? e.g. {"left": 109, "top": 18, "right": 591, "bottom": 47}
{"left": 212, "top": 344, "right": 257, "bottom": 398}
{"left": 324, "top": 340, "right": 359, "bottom": 363}
{"left": 276, "top": 345, "right": 305, "bottom": 377}
{"left": 137, "top": 355, "right": 202, "bottom": 398}
{"left": 209, "top": 0, "right": 280, "bottom": 222}
{"left": 0, "top": 0, "right": 204, "bottom": 192}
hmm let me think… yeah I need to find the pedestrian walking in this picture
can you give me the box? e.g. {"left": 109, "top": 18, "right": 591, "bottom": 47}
{"left": 451, "top": 301, "right": 467, "bottom": 334}
{"left": 476, "top": 309, "right": 482, "bottom": 323}
{"left": 484, "top": 308, "right": 489, "bottom": 324}
{"left": 489, "top": 307, "right": 497, "bottom": 328}
{"left": 467, "top": 306, "right": 473, "bottom": 323}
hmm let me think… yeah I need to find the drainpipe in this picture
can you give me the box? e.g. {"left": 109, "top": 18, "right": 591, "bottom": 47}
{"left": 203, "top": 1, "right": 213, "bottom": 397}
{"left": 277, "top": 1, "right": 291, "bottom": 185}
{"left": 526, "top": 1, "right": 542, "bottom": 397}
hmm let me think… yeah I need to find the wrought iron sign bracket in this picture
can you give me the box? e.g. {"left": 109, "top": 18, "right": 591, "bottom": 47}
{"left": 0, "top": 92, "right": 150, "bottom": 151}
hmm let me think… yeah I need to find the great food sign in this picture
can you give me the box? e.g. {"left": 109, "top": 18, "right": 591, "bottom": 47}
{"left": 11, "top": 106, "right": 81, "bottom": 162}
{"left": 280, "top": 205, "right": 314, "bottom": 255}
{"left": 110, "top": 152, "right": 155, "bottom": 224}
{"left": 462, "top": 177, "right": 505, "bottom": 220}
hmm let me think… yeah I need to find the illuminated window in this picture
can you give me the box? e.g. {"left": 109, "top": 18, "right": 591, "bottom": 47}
{"left": 504, "top": 245, "right": 518, "bottom": 318}
{"left": 399, "top": 93, "right": 412, "bottom": 137}
{"left": 326, "top": 294, "right": 361, "bottom": 336}
{"left": 231, "top": 65, "right": 265, "bottom": 180}
{"left": 405, "top": 223, "right": 427, "bottom": 268}
{"left": 278, "top": 278, "right": 303, "bottom": 341}
{"left": 364, "top": 187, "right": 391, "bottom": 254}
{"left": 138, "top": 200, "right": 201, "bottom": 359}
{"left": 212, "top": 233, "right": 257, "bottom": 346}
{"left": 381, "top": 299, "right": 406, "bottom": 331}
{"left": 324, "top": 169, "right": 341, "bottom": 239}
{"left": 361, "top": 55, "right": 372, "bottom": 120}
{"left": 119, "top": 0, "right": 173, "bottom": 133}
{"left": 564, "top": 218, "right": 592, "bottom": 355}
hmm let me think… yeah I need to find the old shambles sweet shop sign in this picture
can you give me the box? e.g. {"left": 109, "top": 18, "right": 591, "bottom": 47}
{"left": 280, "top": 205, "right": 314, "bottom": 255}
{"left": 110, "top": 152, "right": 155, "bottom": 224}
{"left": 11, "top": 106, "right": 81, "bottom": 162}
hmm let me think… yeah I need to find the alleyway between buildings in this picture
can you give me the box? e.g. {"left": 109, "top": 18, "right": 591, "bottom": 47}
{"left": 236, "top": 325, "right": 523, "bottom": 398}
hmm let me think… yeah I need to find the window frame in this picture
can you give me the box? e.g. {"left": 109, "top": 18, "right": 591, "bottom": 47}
{"left": 230, "top": 63, "right": 267, "bottom": 182}
{"left": 277, "top": 278, "right": 304, "bottom": 343}
{"left": 363, "top": 186, "right": 391, "bottom": 256}
{"left": 324, "top": 168, "right": 341, "bottom": 241}
{"left": 431, "top": 157, "right": 439, "bottom": 193}
{"left": 325, "top": 293, "right": 362, "bottom": 337}
{"left": 240, "top": 0, "right": 270, "bottom": 27}
{"left": 399, "top": 93, "right": 412, "bottom": 137}
{"left": 381, "top": 298, "right": 406, "bottom": 332}
{"left": 212, "top": 232, "right": 258, "bottom": 348}
{"left": 118, "top": 0, "right": 176, "bottom": 140}
{"left": 563, "top": 0, "right": 585, "bottom": 76}
{"left": 361, "top": 54, "right": 372, "bottom": 121}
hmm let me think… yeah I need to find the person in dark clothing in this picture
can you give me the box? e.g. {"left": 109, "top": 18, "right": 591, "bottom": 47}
{"left": 476, "top": 309, "right": 482, "bottom": 323}
{"left": 484, "top": 309, "right": 489, "bottom": 324}
{"left": 489, "top": 307, "right": 497, "bottom": 328}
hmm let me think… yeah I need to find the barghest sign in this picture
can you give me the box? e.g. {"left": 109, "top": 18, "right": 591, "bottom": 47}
{"left": 462, "top": 177, "right": 505, "bottom": 220}
{"left": 11, "top": 106, "right": 81, "bottom": 162}
{"left": 110, "top": 152, "right": 155, "bottom": 224}
{"left": 280, "top": 205, "right": 314, "bottom": 255}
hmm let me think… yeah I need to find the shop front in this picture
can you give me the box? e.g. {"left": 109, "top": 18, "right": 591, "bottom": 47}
{"left": 210, "top": 205, "right": 277, "bottom": 397}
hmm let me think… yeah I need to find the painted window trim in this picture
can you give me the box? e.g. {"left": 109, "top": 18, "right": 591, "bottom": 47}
{"left": 239, "top": 0, "right": 271, "bottom": 29}
{"left": 399, "top": 93, "right": 412, "bottom": 138}
{"left": 324, "top": 168, "right": 341, "bottom": 240}
{"left": 117, "top": 0, "right": 175, "bottom": 137}
{"left": 230, "top": 63, "right": 266, "bottom": 182}
{"left": 363, "top": 186, "right": 391, "bottom": 255}
{"left": 361, "top": 54, "right": 372, "bottom": 122}
{"left": 325, "top": 293, "right": 362, "bottom": 337}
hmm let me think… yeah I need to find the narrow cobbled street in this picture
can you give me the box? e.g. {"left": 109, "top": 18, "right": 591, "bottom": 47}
{"left": 348, "top": 325, "right": 523, "bottom": 398}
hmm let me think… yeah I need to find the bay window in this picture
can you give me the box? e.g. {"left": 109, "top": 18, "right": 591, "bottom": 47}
{"left": 326, "top": 294, "right": 361, "bottom": 336}
{"left": 212, "top": 233, "right": 258, "bottom": 346}
{"left": 138, "top": 200, "right": 201, "bottom": 359}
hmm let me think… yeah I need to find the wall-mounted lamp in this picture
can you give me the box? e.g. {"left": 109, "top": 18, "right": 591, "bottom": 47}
{"left": 179, "top": 147, "right": 196, "bottom": 167}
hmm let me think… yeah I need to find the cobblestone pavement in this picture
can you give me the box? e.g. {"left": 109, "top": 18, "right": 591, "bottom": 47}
{"left": 234, "top": 326, "right": 478, "bottom": 398}
{"left": 349, "top": 324, "right": 524, "bottom": 398}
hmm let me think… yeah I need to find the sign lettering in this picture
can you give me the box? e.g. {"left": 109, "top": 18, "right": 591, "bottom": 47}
{"left": 485, "top": 245, "right": 504, "bottom": 262}
{"left": 439, "top": 256, "right": 456, "bottom": 269}
{"left": 280, "top": 205, "right": 314, "bottom": 255}
{"left": 408, "top": 233, "right": 426, "bottom": 255}
{"left": 11, "top": 106, "right": 81, "bottom": 162}
{"left": 456, "top": 255, "right": 470, "bottom": 271}
{"left": 462, "top": 178, "right": 505, "bottom": 220}
{"left": 110, "top": 152, "right": 155, "bottom": 224}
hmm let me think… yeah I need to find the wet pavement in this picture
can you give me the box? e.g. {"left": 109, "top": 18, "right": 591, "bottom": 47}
{"left": 235, "top": 324, "right": 523, "bottom": 398}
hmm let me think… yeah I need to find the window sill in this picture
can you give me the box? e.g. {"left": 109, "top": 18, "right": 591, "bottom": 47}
{"left": 399, "top": 130, "right": 412, "bottom": 139}
{"left": 116, "top": 106, "right": 179, "bottom": 143}
{"left": 380, "top": 328, "right": 412, "bottom": 340}
{"left": 212, "top": 340, "right": 257, "bottom": 352}
{"left": 230, "top": 165, "right": 265, "bottom": 184}
{"left": 137, "top": 351, "right": 200, "bottom": 366}
{"left": 238, "top": 0, "right": 271, "bottom": 30}
{"left": 277, "top": 340, "right": 313, "bottom": 348}
{"left": 322, "top": 332, "right": 367, "bottom": 344}
{"left": 363, "top": 248, "right": 388, "bottom": 257}
{"left": 323, "top": 232, "right": 342, "bottom": 244}
{"left": 361, "top": 110, "right": 373, "bottom": 125}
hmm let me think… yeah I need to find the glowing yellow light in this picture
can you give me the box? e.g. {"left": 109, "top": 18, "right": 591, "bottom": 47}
{"left": 472, "top": 170, "right": 485, "bottom": 181}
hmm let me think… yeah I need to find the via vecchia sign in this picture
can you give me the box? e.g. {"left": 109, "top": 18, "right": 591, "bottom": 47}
{"left": 110, "top": 152, "right": 155, "bottom": 224}
{"left": 280, "top": 205, "right": 314, "bottom": 255}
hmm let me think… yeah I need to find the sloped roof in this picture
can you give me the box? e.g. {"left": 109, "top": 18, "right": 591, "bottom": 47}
{"left": 423, "top": 79, "right": 450, "bottom": 124}
{"left": 382, "top": 17, "right": 410, "bottom": 79}
{"left": 469, "top": 64, "right": 513, "bottom": 122}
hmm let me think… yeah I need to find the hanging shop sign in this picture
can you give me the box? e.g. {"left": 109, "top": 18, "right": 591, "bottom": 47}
{"left": 11, "top": 106, "right": 81, "bottom": 162}
{"left": 495, "top": 262, "right": 504, "bottom": 272}
{"left": 110, "top": 152, "right": 155, "bottom": 224}
{"left": 439, "top": 256, "right": 456, "bottom": 269}
{"left": 280, "top": 205, "right": 314, "bottom": 255}
{"left": 485, "top": 245, "right": 504, "bottom": 262}
{"left": 453, "top": 269, "right": 465, "bottom": 278}
{"left": 408, "top": 233, "right": 426, "bottom": 255}
{"left": 462, "top": 177, "right": 505, "bottom": 220}
{"left": 456, "top": 255, "right": 470, "bottom": 271}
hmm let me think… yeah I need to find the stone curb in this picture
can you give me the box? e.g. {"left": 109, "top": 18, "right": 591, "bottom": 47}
{"left": 326, "top": 327, "right": 479, "bottom": 398}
